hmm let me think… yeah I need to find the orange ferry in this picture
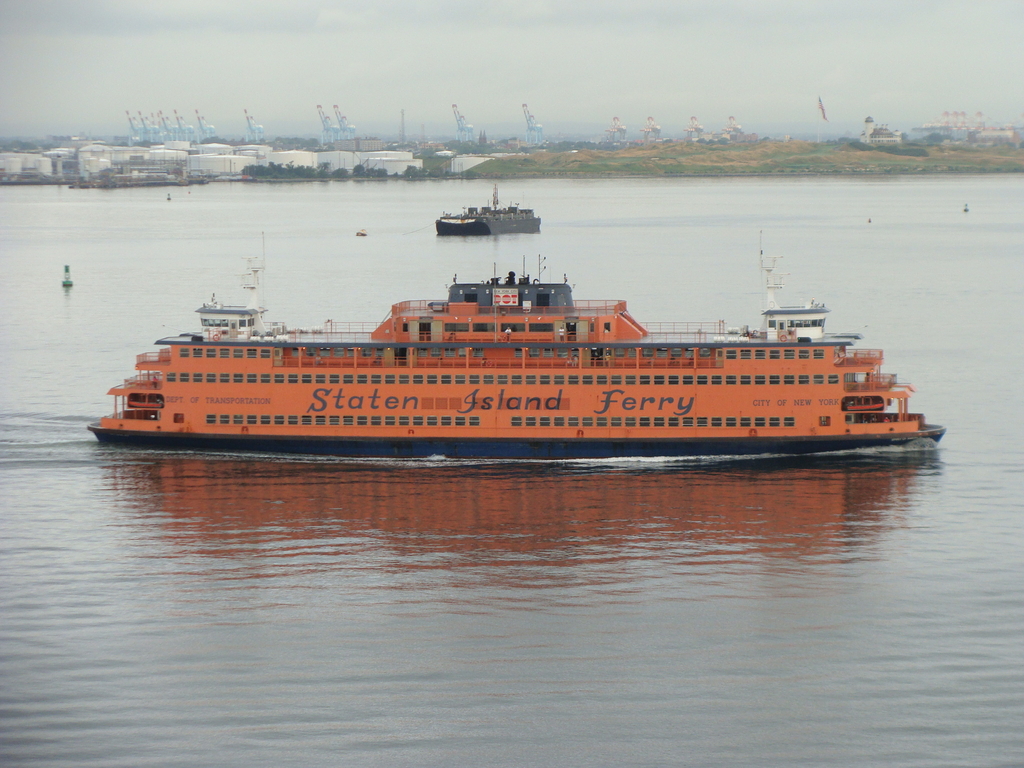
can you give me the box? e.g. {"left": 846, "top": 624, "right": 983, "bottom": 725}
{"left": 89, "top": 256, "right": 945, "bottom": 458}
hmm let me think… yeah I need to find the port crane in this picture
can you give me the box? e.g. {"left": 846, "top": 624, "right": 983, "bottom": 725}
{"left": 724, "top": 116, "right": 742, "bottom": 138}
{"left": 244, "top": 109, "right": 265, "bottom": 143}
{"left": 173, "top": 110, "right": 195, "bottom": 143}
{"left": 641, "top": 116, "right": 661, "bottom": 142}
{"left": 317, "top": 105, "right": 338, "bottom": 144}
{"left": 452, "top": 104, "right": 474, "bottom": 143}
{"left": 686, "top": 116, "right": 703, "bottom": 140}
{"left": 195, "top": 110, "right": 216, "bottom": 141}
{"left": 126, "top": 111, "right": 143, "bottom": 146}
{"left": 334, "top": 106, "right": 356, "bottom": 140}
{"left": 605, "top": 117, "right": 627, "bottom": 143}
{"left": 522, "top": 104, "right": 543, "bottom": 145}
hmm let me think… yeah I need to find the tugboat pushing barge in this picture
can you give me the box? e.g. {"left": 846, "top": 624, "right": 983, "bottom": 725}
{"left": 89, "top": 256, "right": 944, "bottom": 458}
{"left": 436, "top": 185, "right": 540, "bottom": 236}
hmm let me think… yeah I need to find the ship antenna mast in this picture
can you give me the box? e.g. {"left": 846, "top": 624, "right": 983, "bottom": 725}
{"left": 537, "top": 254, "right": 547, "bottom": 281}
{"left": 759, "top": 232, "right": 787, "bottom": 310}
{"left": 493, "top": 184, "right": 499, "bottom": 209}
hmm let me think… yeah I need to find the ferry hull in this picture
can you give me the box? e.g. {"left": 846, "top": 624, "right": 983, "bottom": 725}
{"left": 436, "top": 217, "right": 541, "bottom": 236}
{"left": 89, "top": 423, "right": 945, "bottom": 460}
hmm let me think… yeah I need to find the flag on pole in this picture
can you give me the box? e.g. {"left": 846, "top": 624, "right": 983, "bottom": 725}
{"left": 818, "top": 97, "right": 829, "bottom": 122}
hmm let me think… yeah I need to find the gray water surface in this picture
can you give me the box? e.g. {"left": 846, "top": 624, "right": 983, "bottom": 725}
{"left": 1, "top": 176, "right": 1022, "bottom": 767}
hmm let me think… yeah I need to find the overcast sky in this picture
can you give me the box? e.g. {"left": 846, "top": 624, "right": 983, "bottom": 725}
{"left": 1, "top": 0, "right": 1021, "bottom": 139}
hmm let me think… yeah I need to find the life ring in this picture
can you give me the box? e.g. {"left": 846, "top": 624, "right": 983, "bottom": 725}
{"left": 778, "top": 332, "right": 789, "bottom": 342}
{"left": 212, "top": 332, "right": 221, "bottom": 341}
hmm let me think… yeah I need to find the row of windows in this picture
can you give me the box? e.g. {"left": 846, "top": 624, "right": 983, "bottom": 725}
{"left": 206, "top": 414, "right": 482, "bottom": 427}
{"left": 179, "top": 346, "right": 829, "bottom": 361}
{"left": 170, "top": 371, "right": 842, "bottom": 386}
{"left": 511, "top": 416, "right": 799, "bottom": 427}
{"left": 204, "top": 413, "right": 813, "bottom": 429}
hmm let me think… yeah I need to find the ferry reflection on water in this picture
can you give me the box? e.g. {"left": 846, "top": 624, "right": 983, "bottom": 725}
{"left": 103, "top": 453, "right": 939, "bottom": 569}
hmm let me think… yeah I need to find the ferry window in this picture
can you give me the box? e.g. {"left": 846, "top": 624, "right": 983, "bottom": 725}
{"left": 784, "top": 417, "right": 795, "bottom": 426}
{"left": 315, "top": 416, "right": 326, "bottom": 426}
{"left": 180, "top": 348, "right": 190, "bottom": 358}
{"left": 726, "top": 350, "right": 737, "bottom": 359}
{"left": 654, "top": 376, "right": 665, "bottom": 385}
{"left": 473, "top": 323, "right": 493, "bottom": 332}
{"left": 511, "top": 417, "right": 523, "bottom": 427}
{"left": 755, "top": 375, "right": 766, "bottom": 385}
{"left": 554, "top": 417, "right": 565, "bottom": 427}
{"left": 431, "top": 348, "right": 442, "bottom": 357}
{"left": 413, "top": 416, "right": 424, "bottom": 426}
{"left": 427, "top": 375, "right": 438, "bottom": 384}
{"left": 344, "top": 374, "right": 355, "bottom": 384}
{"left": 567, "top": 375, "right": 578, "bottom": 385}
{"left": 234, "top": 374, "right": 244, "bottom": 383}
{"left": 260, "top": 415, "right": 271, "bottom": 425}
{"left": 413, "top": 374, "right": 424, "bottom": 384}
{"left": 799, "top": 375, "right": 809, "bottom": 385}
{"left": 386, "top": 416, "right": 397, "bottom": 426}
{"left": 206, "top": 374, "right": 216, "bottom": 383}
{"left": 206, "top": 414, "right": 216, "bottom": 424}
{"left": 784, "top": 375, "right": 795, "bottom": 385}
{"left": 814, "top": 375, "right": 824, "bottom": 384}
{"left": 288, "top": 374, "right": 298, "bottom": 383}
{"left": 726, "top": 417, "right": 737, "bottom": 427}
{"left": 813, "top": 349, "right": 825, "bottom": 359}
{"left": 582, "top": 375, "right": 593, "bottom": 385}
{"left": 799, "top": 350, "right": 810, "bottom": 359}
{"left": 654, "top": 417, "right": 665, "bottom": 427}
{"left": 740, "top": 375, "right": 751, "bottom": 385}
{"left": 233, "top": 415, "right": 243, "bottom": 425}
{"left": 386, "top": 374, "right": 397, "bottom": 384}
{"left": 261, "top": 349, "right": 271, "bottom": 358}
{"left": 711, "top": 417, "right": 722, "bottom": 427}
{"left": 768, "top": 320, "right": 776, "bottom": 329}
{"left": 400, "top": 375, "right": 411, "bottom": 384}
{"left": 440, "top": 416, "right": 451, "bottom": 426}
{"left": 656, "top": 348, "right": 668, "bottom": 358}
{"left": 828, "top": 374, "right": 840, "bottom": 384}
{"left": 441, "top": 375, "right": 453, "bottom": 384}
{"left": 820, "top": 416, "right": 831, "bottom": 426}
{"left": 399, "top": 416, "right": 410, "bottom": 426}
{"left": 472, "top": 348, "right": 484, "bottom": 358}
{"left": 220, "top": 373, "right": 230, "bottom": 383}
{"left": 288, "top": 416, "right": 298, "bottom": 425}
{"left": 426, "top": 416, "right": 438, "bottom": 426}
{"left": 315, "top": 374, "right": 325, "bottom": 384}
{"left": 444, "top": 348, "right": 457, "bottom": 358}
{"left": 604, "top": 322, "right": 611, "bottom": 332}
{"left": 671, "top": 348, "right": 682, "bottom": 358}
{"left": 740, "top": 417, "right": 751, "bottom": 427}
{"left": 344, "top": 416, "right": 354, "bottom": 426}
{"left": 444, "top": 323, "right": 469, "bottom": 332}
{"left": 247, "top": 415, "right": 257, "bottom": 425}
{"left": 770, "top": 375, "right": 781, "bottom": 385}
{"left": 769, "top": 350, "right": 780, "bottom": 359}
{"left": 568, "top": 417, "right": 580, "bottom": 427}
{"left": 179, "top": 373, "right": 189, "bottom": 382}
{"left": 261, "top": 374, "right": 271, "bottom": 384}
{"left": 246, "top": 349, "right": 256, "bottom": 358}
{"left": 697, "top": 375, "right": 708, "bottom": 385}
{"left": 682, "top": 375, "right": 694, "bottom": 385}
{"left": 755, "top": 350, "right": 765, "bottom": 359}
{"left": 511, "top": 375, "right": 523, "bottom": 385}
{"left": 167, "top": 373, "right": 177, "bottom": 382}
{"left": 330, "top": 416, "right": 340, "bottom": 426}
{"left": 302, "top": 416, "right": 312, "bottom": 426}
{"left": 668, "top": 376, "right": 679, "bottom": 385}
{"left": 699, "top": 348, "right": 711, "bottom": 358}
{"left": 784, "top": 350, "right": 795, "bottom": 359}
{"left": 668, "top": 417, "right": 679, "bottom": 427}
{"left": 582, "top": 418, "right": 594, "bottom": 427}
{"left": 711, "top": 375, "right": 722, "bottom": 385}
{"left": 683, "top": 418, "right": 694, "bottom": 427}
{"left": 639, "top": 375, "right": 650, "bottom": 385}
{"left": 770, "top": 417, "right": 781, "bottom": 427}
{"left": 274, "top": 374, "right": 284, "bottom": 383}
{"left": 301, "top": 374, "right": 312, "bottom": 384}
{"left": 465, "top": 293, "right": 479, "bottom": 303}
{"left": 755, "top": 417, "right": 766, "bottom": 427}
{"left": 697, "top": 417, "right": 708, "bottom": 427}
{"left": 726, "top": 375, "right": 737, "bottom": 385}
{"left": 194, "top": 348, "right": 203, "bottom": 356}
{"left": 206, "top": 349, "right": 217, "bottom": 358}
{"left": 740, "top": 350, "right": 751, "bottom": 359}
{"left": 623, "top": 417, "right": 635, "bottom": 427}
{"left": 220, "top": 349, "right": 230, "bottom": 358}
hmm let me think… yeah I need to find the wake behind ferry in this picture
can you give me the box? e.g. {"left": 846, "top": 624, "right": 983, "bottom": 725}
{"left": 89, "top": 256, "right": 945, "bottom": 458}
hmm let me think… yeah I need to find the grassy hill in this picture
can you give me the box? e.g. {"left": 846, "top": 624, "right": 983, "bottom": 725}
{"left": 466, "top": 141, "right": 1024, "bottom": 177}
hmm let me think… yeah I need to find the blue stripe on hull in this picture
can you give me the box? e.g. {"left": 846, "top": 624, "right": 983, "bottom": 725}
{"left": 89, "top": 425, "right": 944, "bottom": 459}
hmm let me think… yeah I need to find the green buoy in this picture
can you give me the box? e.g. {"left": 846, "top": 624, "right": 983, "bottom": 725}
{"left": 62, "top": 265, "right": 73, "bottom": 288}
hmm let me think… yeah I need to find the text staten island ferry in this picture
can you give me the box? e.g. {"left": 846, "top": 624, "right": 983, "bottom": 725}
{"left": 88, "top": 257, "right": 945, "bottom": 459}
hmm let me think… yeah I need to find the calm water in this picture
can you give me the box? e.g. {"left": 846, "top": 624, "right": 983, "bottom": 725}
{"left": 1, "top": 177, "right": 1023, "bottom": 767}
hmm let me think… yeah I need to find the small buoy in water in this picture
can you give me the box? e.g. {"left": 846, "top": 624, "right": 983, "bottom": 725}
{"left": 867, "top": 218, "right": 872, "bottom": 223}
{"left": 356, "top": 229, "right": 367, "bottom": 237}
{"left": 167, "top": 193, "right": 171, "bottom": 201}
{"left": 964, "top": 203, "right": 969, "bottom": 212}
{"left": 62, "top": 264, "right": 73, "bottom": 288}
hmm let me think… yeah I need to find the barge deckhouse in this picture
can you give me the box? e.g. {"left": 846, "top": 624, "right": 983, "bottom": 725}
{"left": 89, "top": 257, "right": 945, "bottom": 458}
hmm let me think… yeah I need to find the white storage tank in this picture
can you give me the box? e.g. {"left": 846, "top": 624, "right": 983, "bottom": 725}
{"left": 267, "top": 150, "right": 318, "bottom": 168}
{"left": 316, "top": 150, "right": 359, "bottom": 171}
{"left": 187, "top": 154, "right": 250, "bottom": 175}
